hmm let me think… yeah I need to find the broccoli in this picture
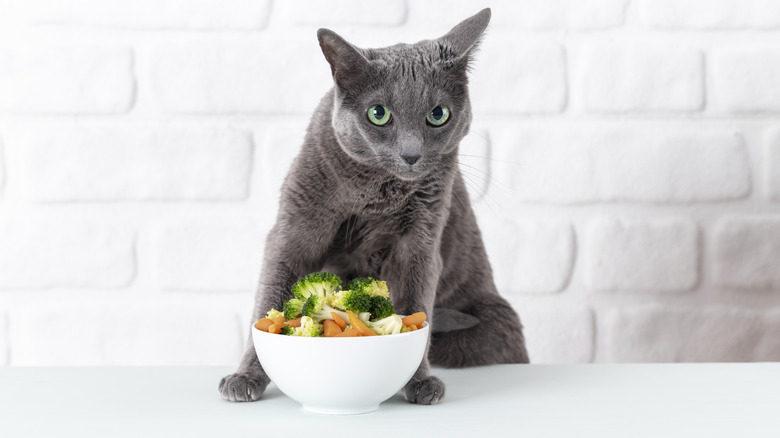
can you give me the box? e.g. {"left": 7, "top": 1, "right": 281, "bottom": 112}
{"left": 283, "top": 298, "right": 305, "bottom": 320}
{"left": 367, "top": 314, "right": 404, "bottom": 335}
{"left": 265, "top": 308, "right": 284, "bottom": 321}
{"left": 368, "top": 295, "right": 395, "bottom": 320}
{"left": 291, "top": 272, "right": 342, "bottom": 300}
{"left": 285, "top": 316, "right": 322, "bottom": 337}
{"left": 346, "top": 277, "right": 389, "bottom": 298}
{"left": 302, "top": 294, "right": 350, "bottom": 323}
{"left": 327, "top": 289, "right": 371, "bottom": 313}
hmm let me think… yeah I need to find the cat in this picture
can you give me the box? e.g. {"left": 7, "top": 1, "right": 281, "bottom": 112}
{"left": 220, "top": 8, "right": 529, "bottom": 405}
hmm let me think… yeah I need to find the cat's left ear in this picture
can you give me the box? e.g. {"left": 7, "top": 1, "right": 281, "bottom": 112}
{"left": 439, "top": 8, "right": 491, "bottom": 65}
{"left": 318, "top": 29, "right": 370, "bottom": 89}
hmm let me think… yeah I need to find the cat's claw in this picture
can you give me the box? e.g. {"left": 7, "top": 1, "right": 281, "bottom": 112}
{"left": 403, "top": 375, "right": 446, "bottom": 405}
{"left": 219, "top": 372, "right": 268, "bottom": 402}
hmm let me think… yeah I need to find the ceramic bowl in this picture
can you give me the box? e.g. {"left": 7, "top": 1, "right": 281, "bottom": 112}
{"left": 252, "top": 321, "right": 429, "bottom": 414}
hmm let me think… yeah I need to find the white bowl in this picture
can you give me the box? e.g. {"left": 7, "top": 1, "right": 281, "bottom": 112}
{"left": 252, "top": 321, "right": 429, "bottom": 414}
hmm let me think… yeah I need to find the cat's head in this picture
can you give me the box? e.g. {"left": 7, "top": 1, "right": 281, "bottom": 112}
{"left": 317, "top": 9, "right": 491, "bottom": 181}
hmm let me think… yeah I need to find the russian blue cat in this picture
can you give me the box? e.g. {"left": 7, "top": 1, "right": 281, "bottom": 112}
{"left": 220, "top": 8, "right": 529, "bottom": 405}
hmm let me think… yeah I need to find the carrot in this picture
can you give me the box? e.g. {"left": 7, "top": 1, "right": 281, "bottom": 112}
{"left": 348, "top": 310, "right": 377, "bottom": 336}
{"left": 273, "top": 314, "right": 286, "bottom": 326}
{"left": 268, "top": 323, "right": 282, "bottom": 334}
{"left": 402, "top": 312, "right": 426, "bottom": 329}
{"left": 255, "top": 318, "right": 274, "bottom": 332}
{"left": 286, "top": 317, "right": 302, "bottom": 328}
{"left": 323, "top": 319, "right": 342, "bottom": 337}
{"left": 334, "top": 328, "right": 360, "bottom": 337}
{"left": 330, "top": 312, "right": 347, "bottom": 329}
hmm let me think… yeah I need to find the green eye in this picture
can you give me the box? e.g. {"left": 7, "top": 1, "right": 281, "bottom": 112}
{"left": 426, "top": 105, "right": 450, "bottom": 126}
{"left": 367, "top": 105, "right": 392, "bottom": 126}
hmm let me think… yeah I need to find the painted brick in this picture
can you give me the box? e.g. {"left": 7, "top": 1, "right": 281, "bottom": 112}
{"left": 516, "top": 302, "right": 594, "bottom": 363}
{"left": 150, "top": 41, "right": 333, "bottom": 114}
{"left": 276, "top": 0, "right": 407, "bottom": 26}
{"left": 2, "top": 0, "right": 271, "bottom": 29}
{"left": 17, "top": 126, "right": 252, "bottom": 202}
{"left": 770, "top": 130, "right": 780, "bottom": 202}
{"left": 0, "top": 218, "right": 135, "bottom": 289}
{"left": 457, "top": 128, "right": 490, "bottom": 202}
{"left": 585, "top": 218, "right": 698, "bottom": 292}
{"left": 10, "top": 304, "right": 244, "bottom": 365}
{"left": 0, "top": 47, "right": 133, "bottom": 114}
{"left": 574, "top": 43, "right": 703, "bottom": 112}
{"left": 492, "top": 126, "right": 751, "bottom": 203}
{"left": 0, "top": 136, "right": 4, "bottom": 197}
{"left": 637, "top": 0, "right": 780, "bottom": 29}
{"left": 0, "top": 312, "right": 7, "bottom": 365}
{"left": 471, "top": 41, "right": 566, "bottom": 114}
{"left": 711, "top": 47, "right": 780, "bottom": 113}
{"left": 482, "top": 219, "right": 574, "bottom": 294}
{"left": 157, "top": 218, "right": 268, "bottom": 292}
{"left": 410, "top": 0, "right": 627, "bottom": 30}
{"left": 714, "top": 216, "right": 780, "bottom": 290}
{"left": 603, "top": 306, "right": 764, "bottom": 362}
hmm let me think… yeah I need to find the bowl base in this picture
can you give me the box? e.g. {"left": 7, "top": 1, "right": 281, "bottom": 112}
{"left": 302, "top": 404, "right": 379, "bottom": 415}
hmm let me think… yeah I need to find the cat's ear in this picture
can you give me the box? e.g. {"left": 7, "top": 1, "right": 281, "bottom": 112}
{"left": 439, "top": 8, "right": 491, "bottom": 63}
{"left": 317, "top": 29, "right": 370, "bottom": 89}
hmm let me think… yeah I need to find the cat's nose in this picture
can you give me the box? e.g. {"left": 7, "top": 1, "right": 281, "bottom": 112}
{"left": 401, "top": 153, "right": 421, "bottom": 165}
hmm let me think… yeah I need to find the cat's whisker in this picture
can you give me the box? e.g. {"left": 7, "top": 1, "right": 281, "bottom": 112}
{"left": 455, "top": 160, "right": 514, "bottom": 196}
{"left": 456, "top": 153, "right": 525, "bottom": 167}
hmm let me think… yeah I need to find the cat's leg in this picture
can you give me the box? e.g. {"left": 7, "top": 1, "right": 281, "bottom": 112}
{"left": 429, "top": 293, "right": 530, "bottom": 367}
{"left": 381, "top": 239, "right": 446, "bottom": 405}
{"left": 219, "top": 216, "right": 339, "bottom": 402}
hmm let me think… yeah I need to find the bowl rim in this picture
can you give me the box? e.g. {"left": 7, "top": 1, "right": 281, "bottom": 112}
{"left": 252, "top": 320, "right": 429, "bottom": 340}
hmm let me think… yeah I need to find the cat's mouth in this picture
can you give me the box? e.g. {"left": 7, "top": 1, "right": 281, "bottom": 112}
{"left": 389, "top": 162, "right": 427, "bottom": 181}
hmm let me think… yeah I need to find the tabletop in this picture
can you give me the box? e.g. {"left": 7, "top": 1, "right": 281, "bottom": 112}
{"left": 1, "top": 363, "right": 778, "bottom": 437}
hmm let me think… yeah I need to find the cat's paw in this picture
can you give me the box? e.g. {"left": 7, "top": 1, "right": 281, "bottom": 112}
{"left": 403, "top": 375, "right": 446, "bottom": 405}
{"left": 219, "top": 372, "right": 268, "bottom": 402}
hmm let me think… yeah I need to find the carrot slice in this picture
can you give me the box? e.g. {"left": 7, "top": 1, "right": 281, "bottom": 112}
{"left": 255, "top": 318, "right": 274, "bottom": 332}
{"left": 408, "top": 324, "right": 418, "bottom": 331}
{"left": 402, "top": 312, "right": 426, "bottom": 329}
{"left": 285, "top": 317, "right": 302, "bottom": 328}
{"left": 330, "top": 312, "right": 347, "bottom": 329}
{"left": 273, "top": 315, "right": 286, "bottom": 326}
{"left": 323, "top": 319, "right": 342, "bottom": 337}
{"left": 268, "top": 324, "right": 282, "bottom": 334}
{"left": 334, "top": 328, "right": 360, "bottom": 337}
{"left": 348, "top": 311, "right": 377, "bottom": 336}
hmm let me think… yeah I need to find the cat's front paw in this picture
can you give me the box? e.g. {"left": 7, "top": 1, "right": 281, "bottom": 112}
{"left": 403, "top": 375, "right": 446, "bottom": 405}
{"left": 219, "top": 372, "right": 268, "bottom": 402}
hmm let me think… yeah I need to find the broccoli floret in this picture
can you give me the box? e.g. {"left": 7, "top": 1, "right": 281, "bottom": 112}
{"left": 280, "top": 325, "right": 294, "bottom": 336}
{"left": 285, "top": 316, "right": 321, "bottom": 337}
{"left": 368, "top": 295, "right": 395, "bottom": 320}
{"left": 367, "top": 314, "right": 404, "bottom": 335}
{"left": 302, "top": 294, "right": 350, "bottom": 323}
{"left": 401, "top": 324, "right": 413, "bottom": 333}
{"left": 291, "top": 272, "right": 342, "bottom": 300}
{"left": 265, "top": 308, "right": 284, "bottom": 321}
{"left": 283, "top": 298, "right": 305, "bottom": 320}
{"left": 327, "top": 289, "right": 371, "bottom": 313}
{"left": 346, "top": 277, "right": 389, "bottom": 298}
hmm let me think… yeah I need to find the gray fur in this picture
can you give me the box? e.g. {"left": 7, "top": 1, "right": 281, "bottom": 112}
{"left": 219, "top": 8, "right": 529, "bottom": 405}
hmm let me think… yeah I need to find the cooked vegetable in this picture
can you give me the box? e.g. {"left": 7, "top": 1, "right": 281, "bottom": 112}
{"left": 291, "top": 272, "right": 342, "bottom": 300}
{"left": 257, "top": 272, "right": 426, "bottom": 337}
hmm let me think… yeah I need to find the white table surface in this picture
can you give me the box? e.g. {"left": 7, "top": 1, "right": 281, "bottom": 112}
{"left": 1, "top": 364, "right": 778, "bottom": 437}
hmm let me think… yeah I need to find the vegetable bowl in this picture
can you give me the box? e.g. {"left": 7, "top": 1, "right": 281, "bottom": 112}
{"left": 252, "top": 320, "right": 429, "bottom": 414}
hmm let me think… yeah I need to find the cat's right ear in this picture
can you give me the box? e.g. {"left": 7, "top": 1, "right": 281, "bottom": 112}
{"left": 317, "top": 29, "right": 370, "bottom": 89}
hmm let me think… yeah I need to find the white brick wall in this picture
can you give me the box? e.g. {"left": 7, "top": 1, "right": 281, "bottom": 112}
{"left": 0, "top": 0, "right": 778, "bottom": 366}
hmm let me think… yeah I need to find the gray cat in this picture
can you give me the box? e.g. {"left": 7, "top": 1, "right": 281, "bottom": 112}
{"left": 220, "top": 8, "right": 529, "bottom": 405}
